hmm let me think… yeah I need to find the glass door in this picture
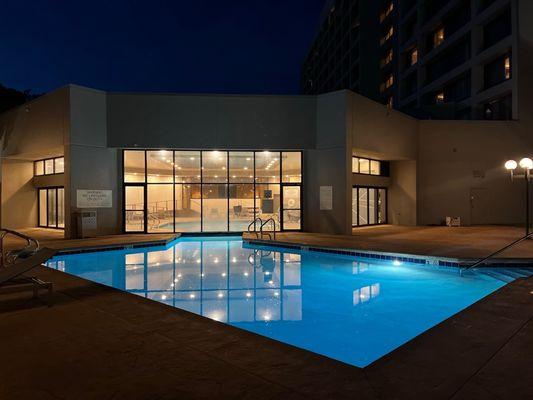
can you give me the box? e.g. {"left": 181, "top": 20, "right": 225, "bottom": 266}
{"left": 282, "top": 185, "right": 301, "bottom": 230}
{"left": 38, "top": 187, "right": 64, "bottom": 229}
{"left": 352, "top": 186, "right": 387, "bottom": 227}
{"left": 125, "top": 185, "right": 145, "bottom": 232}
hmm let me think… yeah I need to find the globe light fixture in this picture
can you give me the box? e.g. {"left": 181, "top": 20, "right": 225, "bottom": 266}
{"left": 505, "top": 160, "right": 518, "bottom": 170}
{"left": 505, "top": 158, "right": 533, "bottom": 237}
{"left": 520, "top": 158, "right": 533, "bottom": 170}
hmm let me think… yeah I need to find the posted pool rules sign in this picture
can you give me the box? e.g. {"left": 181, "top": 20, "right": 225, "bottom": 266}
{"left": 77, "top": 190, "right": 113, "bottom": 208}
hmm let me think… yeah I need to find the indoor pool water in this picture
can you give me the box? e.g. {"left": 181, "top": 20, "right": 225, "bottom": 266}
{"left": 46, "top": 236, "right": 506, "bottom": 367}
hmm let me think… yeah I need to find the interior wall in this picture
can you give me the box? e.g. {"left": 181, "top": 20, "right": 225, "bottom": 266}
{"left": 1, "top": 160, "right": 37, "bottom": 229}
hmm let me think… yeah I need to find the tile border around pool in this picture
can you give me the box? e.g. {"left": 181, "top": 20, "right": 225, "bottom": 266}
{"left": 53, "top": 237, "right": 180, "bottom": 256}
{"left": 242, "top": 238, "right": 464, "bottom": 269}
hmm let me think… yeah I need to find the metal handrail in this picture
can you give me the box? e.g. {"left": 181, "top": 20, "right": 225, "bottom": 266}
{"left": 462, "top": 231, "right": 533, "bottom": 271}
{"left": 247, "top": 218, "right": 263, "bottom": 237}
{"left": 0, "top": 228, "right": 40, "bottom": 267}
{"left": 260, "top": 218, "right": 276, "bottom": 240}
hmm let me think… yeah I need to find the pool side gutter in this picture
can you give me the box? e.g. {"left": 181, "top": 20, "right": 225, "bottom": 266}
{"left": 242, "top": 235, "right": 533, "bottom": 268}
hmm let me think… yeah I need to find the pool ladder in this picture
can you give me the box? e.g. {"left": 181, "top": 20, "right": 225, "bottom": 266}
{"left": 247, "top": 218, "right": 276, "bottom": 240}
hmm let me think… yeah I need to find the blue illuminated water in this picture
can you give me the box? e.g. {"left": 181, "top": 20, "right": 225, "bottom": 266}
{"left": 46, "top": 236, "right": 506, "bottom": 367}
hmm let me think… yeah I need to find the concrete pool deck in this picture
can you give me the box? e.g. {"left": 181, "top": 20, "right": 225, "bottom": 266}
{"left": 1, "top": 262, "right": 532, "bottom": 399}
{"left": 2, "top": 228, "right": 179, "bottom": 253}
{"left": 243, "top": 225, "right": 533, "bottom": 263}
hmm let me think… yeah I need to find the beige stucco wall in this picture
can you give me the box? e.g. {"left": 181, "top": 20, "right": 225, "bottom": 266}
{"left": 0, "top": 87, "right": 69, "bottom": 231}
{"left": 347, "top": 92, "right": 419, "bottom": 227}
{"left": 417, "top": 120, "right": 533, "bottom": 226}
{"left": 1, "top": 159, "right": 37, "bottom": 229}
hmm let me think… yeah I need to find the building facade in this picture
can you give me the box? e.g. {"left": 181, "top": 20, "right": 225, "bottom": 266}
{"left": 301, "top": 0, "right": 530, "bottom": 121}
{"left": 2, "top": 84, "right": 533, "bottom": 238}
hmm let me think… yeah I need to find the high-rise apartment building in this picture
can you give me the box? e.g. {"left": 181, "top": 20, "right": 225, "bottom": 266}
{"left": 302, "top": 0, "right": 528, "bottom": 120}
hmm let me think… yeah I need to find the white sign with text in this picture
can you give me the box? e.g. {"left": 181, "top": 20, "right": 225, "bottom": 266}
{"left": 319, "top": 186, "right": 333, "bottom": 210}
{"left": 77, "top": 190, "right": 113, "bottom": 208}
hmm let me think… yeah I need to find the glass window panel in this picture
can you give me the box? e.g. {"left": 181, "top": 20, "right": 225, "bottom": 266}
{"left": 255, "top": 151, "right": 280, "bottom": 183}
{"left": 352, "top": 157, "right": 359, "bottom": 173}
{"left": 125, "top": 186, "right": 145, "bottom": 232}
{"left": 175, "top": 184, "right": 201, "bottom": 232}
{"left": 229, "top": 184, "right": 255, "bottom": 231}
{"left": 352, "top": 187, "right": 358, "bottom": 226}
{"left": 57, "top": 188, "right": 65, "bottom": 228}
{"left": 44, "top": 159, "right": 54, "bottom": 175}
{"left": 202, "top": 151, "right": 227, "bottom": 183}
{"left": 358, "top": 188, "right": 368, "bottom": 226}
{"left": 39, "top": 189, "right": 47, "bottom": 226}
{"left": 229, "top": 152, "right": 254, "bottom": 183}
{"left": 282, "top": 186, "right": 300, "bottom": 209}
{"left": 282, "top": 152, "right": 301, "bottom": 183}
{"left": 283, "top": 210, "right": 301, "bottom": 230}
{"left": 378, "top": 188, "right": 387, "bottom": 224}
{"left": 256, "top": 184, "right": 281, "bottom": 230}
{"left": 147, "top": 150, "right": 173, "bottom": 183}
{"left": 147, "top": 184, "right": 174, "bottom": 232}
{"left": 35, "top": 161, "right": 44, "bottom": 176}
{"left": 358, "top": 158, "right": 370, "bottom": 174}
{"left": 202, "top": 184, "right": 228, "bottom": 232}
{"left": 54, "top": 157, "right": 65, "bottom": 174}
{"left": 47, "top": 189, "right": 57, "bottom": 227}
{"left": 369, "top": 189, "right": 376, "bottom": 225}
{"left": 174, "top": 151, "right": 201, "bottom": 183}
{"left": 124, "top": 151, "right": 145, "bottom": 183}
{"left": 370, "top": 160, "right": 380, "bottom": 175}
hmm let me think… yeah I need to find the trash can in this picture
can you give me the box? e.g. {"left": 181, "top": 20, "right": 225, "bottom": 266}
{"left": 77, "top": 210, "right": 97, "bottom": 238}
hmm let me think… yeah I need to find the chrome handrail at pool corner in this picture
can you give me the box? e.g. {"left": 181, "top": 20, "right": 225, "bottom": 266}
{"left": 462, "top": 231, "right": 533, "bottom": 272}
{"left": 247, "top": 218, "right": 263, "bottom": 238}
{"left": 260, "top": 218, "right": 276, "bottom": 240}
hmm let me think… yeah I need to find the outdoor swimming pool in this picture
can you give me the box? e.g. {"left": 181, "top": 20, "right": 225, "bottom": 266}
{"left": 46, "top": 236, "right": 506, "bottom": 367}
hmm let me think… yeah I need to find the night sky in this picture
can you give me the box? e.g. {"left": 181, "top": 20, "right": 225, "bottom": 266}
{"left": 1, "top": 0, "right": 326, "bottom": 95}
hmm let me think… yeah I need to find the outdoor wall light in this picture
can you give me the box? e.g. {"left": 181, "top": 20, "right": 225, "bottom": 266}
{"left": 505, "top": 160, "right": 518, "bottom": 170}
{"left": 519, "top": 158, "right": 533, "bottom": 170}
{"left": 505, "top": 158, "right": 532, "bottom": 237}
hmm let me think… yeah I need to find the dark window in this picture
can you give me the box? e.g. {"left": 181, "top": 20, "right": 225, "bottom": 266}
{"left": 425, "top": 36, "right": 471, "bottom": 83}
{"left": 484, "top": 53, "right": 511, "bottom": 89}
{"left": 484, "top": 94, "right": 512, "bottom": 120}
{"left": 484, "top": 8, "right": 511, "bottom": 49}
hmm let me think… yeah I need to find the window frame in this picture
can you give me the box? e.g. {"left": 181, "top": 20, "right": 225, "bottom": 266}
{"left": 37, "top": 186, "right": 65, "bottom": 229}
{"left": 121, "top": 149, "right": 303, "bottom": 234}
{"left": 34, "top": 156, "right": 65, "bottom": 176}
{"left": 352, "top": 186, "right": 388, "bottom": 228}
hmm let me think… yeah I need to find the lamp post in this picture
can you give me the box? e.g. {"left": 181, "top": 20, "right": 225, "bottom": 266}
{"left": 505, "top": 158, "right": 533, "bottom": 237}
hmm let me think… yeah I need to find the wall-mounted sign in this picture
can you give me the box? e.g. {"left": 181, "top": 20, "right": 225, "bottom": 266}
{"left": 77, "top": 189, "right": 112, "bottom": 208}
{"left": 319, "top": 186, "right": 333, "bottom": 210}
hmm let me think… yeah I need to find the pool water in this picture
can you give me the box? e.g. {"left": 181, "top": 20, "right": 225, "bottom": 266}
{"left": 46, "top": 236, "right": 506, "bottom": 367}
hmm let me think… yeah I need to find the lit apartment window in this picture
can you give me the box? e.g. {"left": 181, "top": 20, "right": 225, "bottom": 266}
{"left": 436, "top": 92, "right": 445, "bottom": 103}
{"left": 380, "top": 2, "right": 394, "bottom": 22}
{"left": 381, "top": 49, "right": 393, "bottom": 67}
{"left": 410, "top": 48, "right": 418, "bottom": 66}
{"left": 380, "top": 26, "right": 394, "bottom": 45}
{"left": 433, "top": 27, "right": 445, "bottom": 48}
{"left": 504, "top": 56, "right": 511, "bottom": 80}
{"left": 380, "top": 75, "right": 394, "bottom": 92}
{"left": 34, "top": 156, "right": 65, "bottom": 176}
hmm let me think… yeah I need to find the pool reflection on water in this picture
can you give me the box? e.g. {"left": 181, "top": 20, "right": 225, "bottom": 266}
{"left": 47, "top": 236, "right": 505, "bottom": 367}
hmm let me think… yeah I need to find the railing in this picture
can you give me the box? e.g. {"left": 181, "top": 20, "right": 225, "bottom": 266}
{"left": 462, "top": 231, "right": 533, "bottom": 271}
{"left": 260, "top": 218, "right": 277, "bottom": 240}
{"left": 0, "top": 228, "right": 40, "bottom": 267}
{"left": 247, "top": 218, "right": 263, "bottom": 238}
